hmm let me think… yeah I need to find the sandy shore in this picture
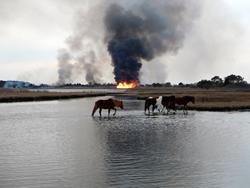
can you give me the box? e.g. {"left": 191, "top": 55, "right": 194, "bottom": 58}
{"left": 1, "top": 87, "right": 250, "bottom": 111}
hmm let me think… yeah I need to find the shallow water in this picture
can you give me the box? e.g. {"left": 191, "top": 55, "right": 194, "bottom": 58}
{"left": 29, "top": 88, "right": 126, "bottom": 93}
{"left": 0, "top": 95, "right": 250, "bottom": 187}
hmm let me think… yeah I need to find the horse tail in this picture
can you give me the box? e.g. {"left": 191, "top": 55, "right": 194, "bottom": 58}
{"left": 144, "top": 99, "right": 148, "bottom": 112}
{"left": 92, "top": 102, "right": 98, "bottom": 116}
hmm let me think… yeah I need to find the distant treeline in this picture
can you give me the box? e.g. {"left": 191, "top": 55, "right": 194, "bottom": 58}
{"left": 0, "top": 80, "right": 5, "bottom": 87}
{"left": 1, "top": 74, "right": 249, "bottom": 89}
{"left": 148, "top": 74, "right": 249, "bottom": 89}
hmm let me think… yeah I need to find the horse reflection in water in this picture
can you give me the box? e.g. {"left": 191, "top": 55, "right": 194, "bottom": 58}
{"left": 92, "top": 98, "right": 124, "bottom": 116}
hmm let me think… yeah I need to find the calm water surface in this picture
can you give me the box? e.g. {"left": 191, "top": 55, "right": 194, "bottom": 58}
{"left": 29, "top": 88, "right": 126, "bottom": 93}
{"left": 0, "top": 95, "right": 250, "bottom": 187}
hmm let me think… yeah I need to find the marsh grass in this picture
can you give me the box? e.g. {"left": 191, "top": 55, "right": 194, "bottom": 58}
{"left": 1, "top": 87, "right": 250, "bottom": 110}
{"left": 128, "top": 87, "right": 250, "bottom": 110}
{"left": 0, "top": 88, "right": 106, "bottom": 102}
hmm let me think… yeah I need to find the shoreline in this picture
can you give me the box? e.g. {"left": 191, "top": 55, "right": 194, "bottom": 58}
{"left": 1, "top": 87, "right": 250, "bottom": 111}
{"left": 0, "top": 93, "right": 108, "bottom": 103}
{"left": 0, "top": 89, "right": 110, "bottom": 103}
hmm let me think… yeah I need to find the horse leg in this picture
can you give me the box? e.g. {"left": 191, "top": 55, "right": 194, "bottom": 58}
{"left": 113, "top": 108, "right": 117, "bottom": 116}
{"left": 185, "top": 105, "right": 188, "bottom": 114}
{"left": 167, "top": 105, "right": 171, "bottom": 114}
{"left": 157, "top": 105, "right": 161, "bottom": 113}
{"left": 146, "top": 105, "right": 151, "bottom": 114}
{"left": 173, "top": 103, "right": 177, "bottom": 112}
{"left": 161, "top": 105, "right": 165, "bottom": 113}
{"left": 166, "top": 103, "right": 170, "bottom": 114}
{"left": 167, "top": 108, "right": 171, "bottom": 114}
{"left": 145, "top": 100, "right": 150, "bottom": 114}
{"left": 163, "top": 104, "right": 168, "bottom": 114}
{"left": 99, "top": 108, "right": 102, "bottom": 116}
{"left": 145, "top": 105, "right": 149, "bottom": 114}
{"left": 152, "top": 105, "right": 156, "bottom": 113}
{"left": 183, "top": 105, "right": 187, "bottom": 114}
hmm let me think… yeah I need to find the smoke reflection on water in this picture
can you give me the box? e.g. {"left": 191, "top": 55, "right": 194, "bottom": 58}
{"left": 0, "top": 96, "right": 250, "bottom": 187}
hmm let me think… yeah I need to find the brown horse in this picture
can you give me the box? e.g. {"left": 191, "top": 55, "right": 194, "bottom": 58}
{"left": 161, "top": 95, "right": 176, "bottom": 113}
{"left": 174, "top": 96, "right": 195, "bottom": 114}
{"left": 92, "top": 98, "right": 124, "bottom": 116}
{"left": 144, "top": 97, "right": 159, "bottom": 114}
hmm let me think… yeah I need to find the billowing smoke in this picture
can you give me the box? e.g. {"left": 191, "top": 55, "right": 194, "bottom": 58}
{"left": 57, "top": 48, "right": 73, "bottom": 85}
{"left": 57, "top": 48, "right": 102, "bottom": 85}
{"left": 80, "top": 50, "right": 102, "bottom": 85}
{"left": 104, "top": 1, "right": 200, "bottom": 84}
{"left": 56, "top": 0, "right": 201, "bottom": 85}
{"left": 56, "top": 1, "right": 108, "bottom": 85}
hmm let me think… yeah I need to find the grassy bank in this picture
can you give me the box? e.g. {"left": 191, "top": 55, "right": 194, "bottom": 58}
{"left": 1, "top": 87, "right": 250, "bottom": 111}
{"left": 0, "top": 88, "right": 107, "bottom": 103}
{"left": 126, "top": 87, "right": 250, "bottom": 111}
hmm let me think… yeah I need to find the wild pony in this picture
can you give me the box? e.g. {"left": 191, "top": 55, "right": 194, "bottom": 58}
{"left": 155, "top": 96, "right": 163, "bottom": 112}
{"left": 174, "top": 96, "right": 195, "bottom": 114}
{"left": 144, "top": 97, "right": 159, "bottom": 114}
{"left": 92, "top": 98, "right": 124, "bottom": 116}
{"left": 161, "top": 95, "right": 176, "bottom": 113}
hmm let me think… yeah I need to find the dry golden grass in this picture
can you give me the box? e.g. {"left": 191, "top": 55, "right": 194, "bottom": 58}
{"left": 0, "top": 88, "right": 106, "bottom": 102}
{"left": 1, "top": 87, "right": 250, "bottom": 110}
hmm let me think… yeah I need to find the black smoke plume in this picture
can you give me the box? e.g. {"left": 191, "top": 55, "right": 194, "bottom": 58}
{"left": 104, "top": 1, "right": 198, "bottom": 84}
{"left": 56, "top": 0, "right": 200, "bottom": 85}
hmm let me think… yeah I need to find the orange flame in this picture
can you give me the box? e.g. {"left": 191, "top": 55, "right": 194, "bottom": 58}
{"left": 116, "top": 82, "right": 136, "bottom": 88}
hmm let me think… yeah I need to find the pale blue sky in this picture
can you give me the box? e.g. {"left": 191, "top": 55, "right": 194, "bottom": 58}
{"left": 0, "top": 0, "right": 249, "bottom": 85}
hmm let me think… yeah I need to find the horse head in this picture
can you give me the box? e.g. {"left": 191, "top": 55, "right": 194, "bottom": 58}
{"left": 120, "top": 101, "right": 124, "bottom": 109}
{"left": 192, "top": 97, "right": 195, "bottom": 104}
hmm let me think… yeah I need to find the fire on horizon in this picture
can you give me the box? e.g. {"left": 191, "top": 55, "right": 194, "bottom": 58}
{"left": 116, "top": 82, "right": 136, "bottom": 88}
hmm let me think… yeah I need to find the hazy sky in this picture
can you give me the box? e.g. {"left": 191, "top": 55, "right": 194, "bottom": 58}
{"left": 1, "top": 0, "right": 249, "bottom": 85}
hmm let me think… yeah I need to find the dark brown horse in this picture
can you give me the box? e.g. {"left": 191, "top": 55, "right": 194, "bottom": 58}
{"left": 174, "top": 96, "right": 195, "bottom": 114}
{"left": 144, "top": 97, "right": 159, "bottom": 114}
{"left": 161, "top": 95, "right": 176, "bottom": 113}
{"left": 92, "top": 98, "right": 124, "bottom": 116}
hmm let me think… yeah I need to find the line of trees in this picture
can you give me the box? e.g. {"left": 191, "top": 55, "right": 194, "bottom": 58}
{"left": 148, "top": 74, "right": 249, "bottom": 89}
{"left": 196, "top": 74, "right": 248, "bottom": 89}
{"left": 1, "top": 74, "right": 249, "bottom": 89}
